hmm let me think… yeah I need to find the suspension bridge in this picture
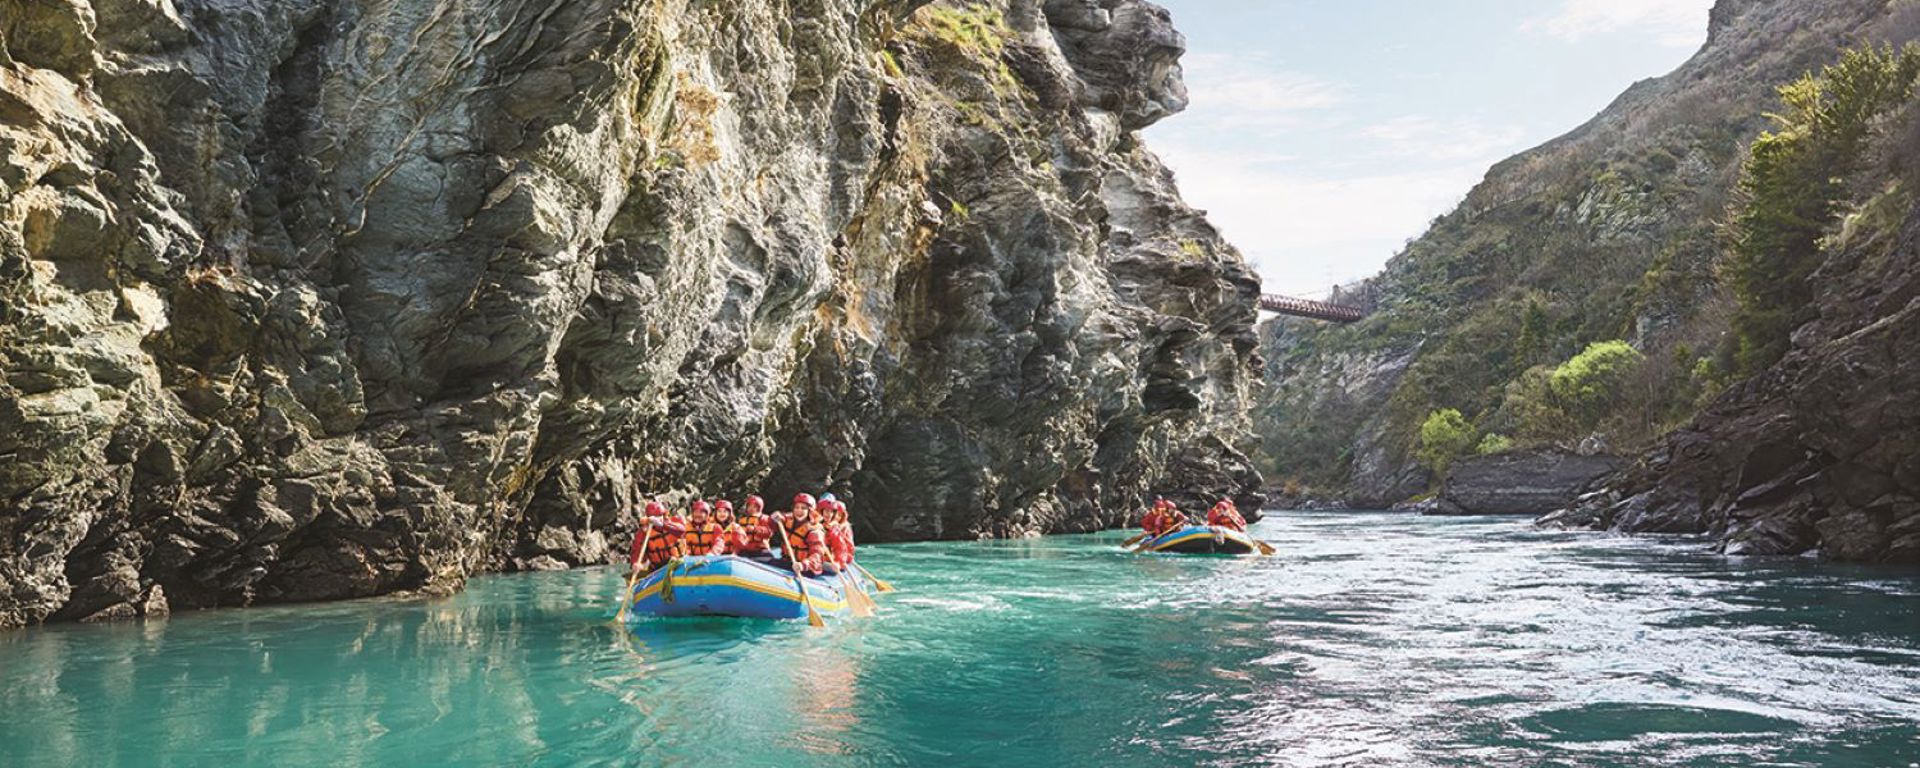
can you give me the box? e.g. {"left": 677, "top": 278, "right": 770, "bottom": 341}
{"left": 1259, "top": 293, "right": 1368, "bottom": 323}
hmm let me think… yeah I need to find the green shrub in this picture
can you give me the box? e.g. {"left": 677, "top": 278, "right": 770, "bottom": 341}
{"left": 1475, "top": 433, "right": 1515, "bottom": 455}
{"left": 1416, "top": 408, "right": 1478, "bottom": 478}
{"left": 1549, "top": 340, "right": 1647, "bottom": 427}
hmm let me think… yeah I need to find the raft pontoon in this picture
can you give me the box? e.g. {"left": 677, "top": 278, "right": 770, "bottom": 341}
{"left": 1136, "top": 525, "right": 1259, "bottom": 555}
{"left": 624, "top": 555, "right": 873, "bottom": 621}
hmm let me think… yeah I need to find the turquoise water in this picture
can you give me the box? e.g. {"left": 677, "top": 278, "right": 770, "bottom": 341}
{"left": 3, "top": 512, "right": 1918, "bottom": 767}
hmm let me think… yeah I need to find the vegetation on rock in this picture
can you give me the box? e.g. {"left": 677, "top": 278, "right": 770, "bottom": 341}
{"left": 1725, "top": 42, "right": 1920, "bottom": 373}
{"left": 1254, "top": 0, "right": 1906, "bottom": 510}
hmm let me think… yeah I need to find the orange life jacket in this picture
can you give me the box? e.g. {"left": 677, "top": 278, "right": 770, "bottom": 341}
{"left": 685, "top": 520, "right": 725, "bottom": 554}
{"left": 645, "top": 517, "right": 686, "bottom": 567}
{"left": 785, "top": 518, "right": 829, "bottom": 565}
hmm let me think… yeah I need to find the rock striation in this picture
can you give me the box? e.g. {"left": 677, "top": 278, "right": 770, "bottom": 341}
{"left": 0, "top": 0, "right": 1263, "bottom": 628}
{"left": 1545, "top": 185, "right": 1920, "bottom": 563}
{"left": 1425, "top": 451, "right": 1624, "bottom": 516}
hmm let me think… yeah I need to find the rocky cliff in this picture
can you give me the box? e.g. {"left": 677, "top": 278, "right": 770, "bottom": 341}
{"left": 1543, "top": 97, "right": 1920, "bottom": 562}
{"left": 0, "top": 0, "right": 1263, "bottom": 628}
{"left": 1256, "top": 0, "right": 1900, "bottom": 505}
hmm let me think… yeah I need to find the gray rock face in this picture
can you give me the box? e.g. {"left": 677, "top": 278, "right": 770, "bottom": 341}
{"left": 1433, "top": 451, "right": 1624, "bottom": 516}
{"left": 0, "top": 0, "right": 1262, "bottom": 628}
{"left": 1567, "top": 200, "right": 1920, "bottom": 563}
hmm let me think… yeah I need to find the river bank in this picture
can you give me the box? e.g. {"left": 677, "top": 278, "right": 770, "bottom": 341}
{"left": 3, "top": 512, "right": 1915, "bottom": 767}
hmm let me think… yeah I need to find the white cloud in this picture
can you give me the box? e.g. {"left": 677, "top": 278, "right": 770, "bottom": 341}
{"left": 1154, "top": 141, "right": 1489, "bottom": 295}
{"left": 1521, "top": 0, "right": 1715, "bottom": 47}
{"left": 1361, "top": 116, "right": 1527, "bottom": 162}
{"left": 1180, "top": 54, "right": 1347, "bottom": 127}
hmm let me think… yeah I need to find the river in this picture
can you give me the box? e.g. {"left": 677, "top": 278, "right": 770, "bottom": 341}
{"left": 2, "top": 512, "right": 1917, "bottom": 767}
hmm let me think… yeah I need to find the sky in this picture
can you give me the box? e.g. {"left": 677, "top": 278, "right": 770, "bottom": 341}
{"left": 1144, "top": 0, "right": 1717, "bottom": 296}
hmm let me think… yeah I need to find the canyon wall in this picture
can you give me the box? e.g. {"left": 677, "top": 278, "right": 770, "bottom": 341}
{"left": 0, "top": 0, "right": 1263, "bottom": 627}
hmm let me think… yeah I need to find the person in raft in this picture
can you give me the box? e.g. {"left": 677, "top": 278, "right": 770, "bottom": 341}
{"left": 684, "top": 500, "right": 729, "bottom": 556}
{"left": 772, "top": 493, "right": 836, "bottom": 577}
{"left": 1140, "top": 498, "right": 1187, "bottom": 538}
{"left": 731, "top": 495, "right": 777, "bottom": 562}
{"left": 1206, "top": 499, "right": 1247, "bottom": 532}
{"left": 631, "top": 500, "right": 687, "bottom": 574}
{"left": 823, "top": 497, "right": 856, "bottom": 569}
{"left": 710, "top": 499, "right": 741, "bottom": 555}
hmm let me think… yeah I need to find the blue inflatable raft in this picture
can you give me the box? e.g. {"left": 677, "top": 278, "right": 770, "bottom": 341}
{"left": 624, "top": 555, "right": 873, "bottom": 621}
{"left": 1137, "top": 525, "right": 1259, "bottom": 555}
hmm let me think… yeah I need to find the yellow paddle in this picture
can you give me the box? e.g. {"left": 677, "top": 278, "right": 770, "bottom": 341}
{"left": 775, "top": 519, "right": 826, "bottom": 628}
{"left": 612, "top": 525, "right": 652, "bottom": 624}
{"left": 1120, "top": 531, "right": 1150, "bottom": 548}
{"left": 852, "top": 562, "right": 896, "bottom": 593}
{"left": 840, "top": 571, "right": 877, "bottom": 617}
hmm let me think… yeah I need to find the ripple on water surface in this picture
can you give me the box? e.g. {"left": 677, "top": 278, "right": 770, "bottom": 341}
{"left": 1, "top": 512, "right": 1917, "bottom": 767}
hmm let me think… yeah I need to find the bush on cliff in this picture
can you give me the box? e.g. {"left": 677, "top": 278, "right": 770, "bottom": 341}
{"left": 1725, "top": 43, "right": 1920, "bottom": 374}
{"left": 1417, "top": 408, "right": 1478, "bottom": 479}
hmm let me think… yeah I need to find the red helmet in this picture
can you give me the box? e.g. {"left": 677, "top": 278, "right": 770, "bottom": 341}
{"left": 716, "top": 499, "right": 733, "bottom": 513}
{"left": 692, "top": 500, "right": 712, "bottom": 515}
{"left": 793, "top": 493, "right": 815, "bottom": 508}
{"left": 644, "top": 501, "right": 666, "bottom": 516}
{"left": 745, "top": 495, "right": 764, "bottom": 512}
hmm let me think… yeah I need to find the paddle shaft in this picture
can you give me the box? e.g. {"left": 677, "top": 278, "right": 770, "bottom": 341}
{"left": 774, "top": 519, "right": 826, "bottom": 627}
{"left": 852, "top": 562, "right": 895, "bottom": 593}
{"left": 613, "top": 525, "right": 652, "bottom": 623}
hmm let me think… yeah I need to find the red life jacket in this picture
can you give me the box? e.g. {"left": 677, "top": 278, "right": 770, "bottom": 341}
{"left": 825, "top": 522, "right": 855, "bottom": 565}
{"left": 734, "top": 514, "right": 774, "bottom": 554}
{"left": 1145, "top": 509, "right": 1183, "bottom": 536}
{"left": 1207, "top": 508, "right": 1246, "bottom": 532}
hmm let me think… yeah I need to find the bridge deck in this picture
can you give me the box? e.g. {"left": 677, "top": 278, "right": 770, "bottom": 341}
{"left": 1259, "top": 294, "right": 1367, "bottom": 323}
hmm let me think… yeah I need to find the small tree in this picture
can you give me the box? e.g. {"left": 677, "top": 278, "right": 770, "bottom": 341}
{"left": 1417, "top": 408, "right": 1478, "bottom": 478}
{"left": 1726, "top": 43, "right": 1920, "bottom": 373}
{"left": 1549, "top": 340, "right": 1647, "bottom": 430}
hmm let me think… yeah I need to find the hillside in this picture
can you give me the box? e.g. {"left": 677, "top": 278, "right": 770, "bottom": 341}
{"left": 1257, "top": 0, "right": 1906, "bottom": 506}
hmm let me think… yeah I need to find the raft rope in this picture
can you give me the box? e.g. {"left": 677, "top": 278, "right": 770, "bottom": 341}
{"left": 659, "top": 558, "right": 682, "bottom": 605}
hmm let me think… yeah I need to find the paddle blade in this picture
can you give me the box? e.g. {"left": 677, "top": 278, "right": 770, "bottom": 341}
{"left": 806, "top": 602, "right": 826, "bottom": 627}
{"left": 843, "top": 575, "right": 876, "bottom": 617}
{"left": 856, "top": 564, "right": 895, "bottom": 593}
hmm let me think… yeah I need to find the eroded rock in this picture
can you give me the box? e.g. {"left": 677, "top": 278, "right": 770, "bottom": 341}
{"left": 0, "top": 0, "right": 1262, "bottom": 628}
